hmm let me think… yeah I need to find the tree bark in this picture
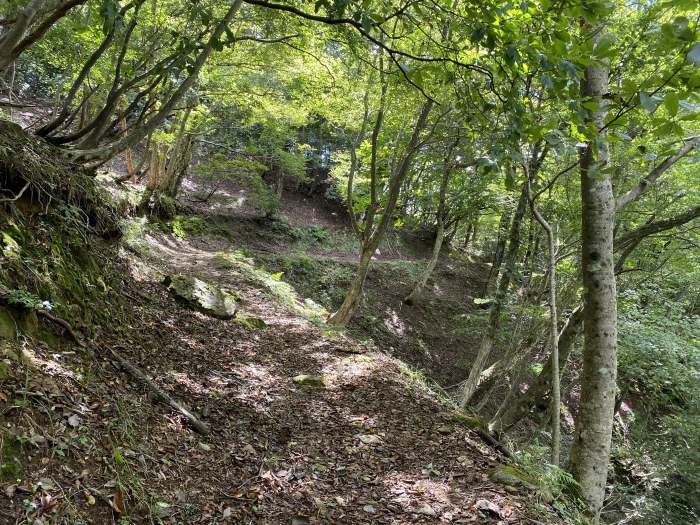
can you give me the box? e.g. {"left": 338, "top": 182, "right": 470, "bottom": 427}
{"left": 526, "top": 176, "right": 560, "bottom": 465}
{"left": 328, "top": 100, "right": 433, "bottom": 326}
{"left": 405, "top": 139, "right": 458, "bottom": 305}
{"left": 459, "top": 180, "right": 529, "bottom": 407}
{"left": 568, "top": 24, "right": 617, "bottom": 521}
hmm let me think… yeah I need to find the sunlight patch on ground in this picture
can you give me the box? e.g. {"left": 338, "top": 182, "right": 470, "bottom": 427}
{"left": 383, "top": 307, "right": 406, "bottom": 336}
{"left": 321, "top": 354, "right": 380, "bottom": 386}
{"left": 19, "top": 343, "right": 83, "bottom": 383}
{"left": 382, "top": 473, "right": 460, "bottom": 519}
{"left": 169, "top": 371, "right": 206, "bottom": 394}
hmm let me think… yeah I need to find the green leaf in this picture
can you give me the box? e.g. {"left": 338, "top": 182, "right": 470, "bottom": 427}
{"left": 593, "top": 33, "right": 615, "bottom": 57}
{"left": 664, "top": 92, "right": 679, "bottom": 117}
{"left": 99, "top": 0, "right": 119, "bottom": 35}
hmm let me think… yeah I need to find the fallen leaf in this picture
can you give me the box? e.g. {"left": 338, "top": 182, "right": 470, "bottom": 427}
{"left": 475, "top": 498, "right": 500, "bottom": 515}
{"left": 358, "top": 434, "right": 381, "bottom": 445}
{"left": 112, "top": 487, "right": 125, "bottom": 514}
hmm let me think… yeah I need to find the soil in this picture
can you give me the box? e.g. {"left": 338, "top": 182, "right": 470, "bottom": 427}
{"left": 0, "top": 173, "right": 557, "bottom": 524}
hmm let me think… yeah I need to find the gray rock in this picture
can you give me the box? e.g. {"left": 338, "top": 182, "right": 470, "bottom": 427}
{"left": 166, "top": 274, "right": 238, "bottom": 319}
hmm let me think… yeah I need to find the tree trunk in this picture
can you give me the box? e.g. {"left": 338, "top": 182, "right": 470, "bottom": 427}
{"left": 527, "top": 178, "right": 560, "bottom": 465}
{"left": 459, "top": 181, "right": 529, "bottom": 407}
{"left": 0, "top": 0, "right": 87, "bottom": 73}
{"left": 569, "top": 24, "right": 617, "bottom": 521}
{"left": 328, "top": 100, "right": 433, "bottom": 326}
{"left": 405, "top": 219, "right": 445, "bottom": 305}
{"left": 327, "top": 247, "right": 373, "bottom": 325}
{"left": 137, "top": 109, "right": 194, "bottom": 217}
{"left": 482, "top": 206, "right": 511, "bottom": 297}
{"left": 71, "top": 0, "right": 242, "bottom": 164}
{"left": 405, "top": 143, "right": 455, "bottom": 305}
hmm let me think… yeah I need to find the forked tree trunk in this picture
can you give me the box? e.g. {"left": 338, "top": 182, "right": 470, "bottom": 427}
{"left": 569, "top": 24, "right": 617, "bottom": 521}
{"left": 328, "top": 100, "right": 433, "bottom": 326}
{"left": 138, "top": 110, "right": 194, "bottom": 217}
{"left": 459, "top": 181, "right": 528, "bottom": 407}
{"left": 71, "top": 0, "right": 242, "bottom": 164}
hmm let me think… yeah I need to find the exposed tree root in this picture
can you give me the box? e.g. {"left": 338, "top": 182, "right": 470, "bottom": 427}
{"left": 37, "top": 309, "right": 84, "bottom": 344}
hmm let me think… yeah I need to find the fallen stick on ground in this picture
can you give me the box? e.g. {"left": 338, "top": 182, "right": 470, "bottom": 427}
{"left": 107, "top": 346, "right": 211, "bottom": 435}
{"left": 34, "top": 305, "right": 210, "bottom": 435}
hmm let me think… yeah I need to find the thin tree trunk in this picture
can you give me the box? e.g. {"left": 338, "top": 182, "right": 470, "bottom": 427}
{"left": 569, "top": 24, "right": 617, "bottom": 521}
{"left": 405, "top": 218, "right": 445, "bottom": 305}
{"left": 459, "top": 180, "right": 529, "bottom": 407}
{"left": 71, "top": 0, "right": 242, "bottom": 163}
{"left": 482, "top": 206, "right": 511, "bottom": 297}
{"left": 327, "top": 247, "right": 373, "bottom": 325}
{"left": 36, "top": 0, "right": 144, "bottom": 136}
{"left": 328, "top": 100, "right": 433, "bottom": 326}
{"left": 526, "top": 176, "right": 560, "bottom": 465}
{"left": 405, "top": 140, "right": 457, "bottom": 305}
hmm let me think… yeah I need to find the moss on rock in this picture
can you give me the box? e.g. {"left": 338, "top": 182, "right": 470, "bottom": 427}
{"left": 0, "top": 308, "right": 16, "bottom": 340}
{"left": 167, "top": 274, "right": 238, "bottom": 319}
{"left": 292, "top": 374, "right": 325, "bottom": 388}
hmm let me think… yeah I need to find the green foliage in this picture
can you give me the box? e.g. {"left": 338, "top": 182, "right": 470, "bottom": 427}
{"left": 258, "top": 253, "right": 355, "bottom": 310}
{"left": 510, "top": 443, "right": 584, "bottom": 522}
{"left": 5, "top": 289, "right": 45, "bottom": 310}
{"left": 613, "top": 282, "right": 700, "bottom": 523}
{"left": 170, "top": 215, "right": 207, "bottom": 239}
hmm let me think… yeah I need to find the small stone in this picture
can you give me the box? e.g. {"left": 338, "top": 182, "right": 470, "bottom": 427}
{"left": 292, "top": 375, "right": 325, "bottom": 388}
{"left": 363, "top": 504, "right": 376, "bottom": 513}
{"left": 437, "top": 425, "right": 453, "bottom": 434}
{"left": 415, "top": 503, "right": 437, "bottom": 516}
{"left": 67, "top": 414, "right": 80, "bottom": 427}
{"left": 475, "top": 499, "right": 501, "bottom": 515}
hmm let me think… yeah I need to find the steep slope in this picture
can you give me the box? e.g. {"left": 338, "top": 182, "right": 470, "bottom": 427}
{"left": 1, "top": 160, "right": 557, "bottom": 523}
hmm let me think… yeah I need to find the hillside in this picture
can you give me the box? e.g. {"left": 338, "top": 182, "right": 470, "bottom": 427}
{"left": 0, "top": 155, "right": 557, "bottom": 524}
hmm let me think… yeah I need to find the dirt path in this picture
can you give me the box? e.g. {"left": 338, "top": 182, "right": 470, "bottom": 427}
{"left": 82, "top": 229, "right": 545, "bottom": 524}
{"left": 1, "top": 199, "right": 548, "bottom": 524}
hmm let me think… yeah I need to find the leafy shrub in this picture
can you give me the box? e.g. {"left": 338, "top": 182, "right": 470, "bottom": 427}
{"left": 170, "top": 215, "right": 207, "bottom": 239}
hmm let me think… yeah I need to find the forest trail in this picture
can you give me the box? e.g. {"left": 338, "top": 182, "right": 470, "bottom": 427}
{"left": 95, "top": 212, "right": 532, "bottom": 523}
